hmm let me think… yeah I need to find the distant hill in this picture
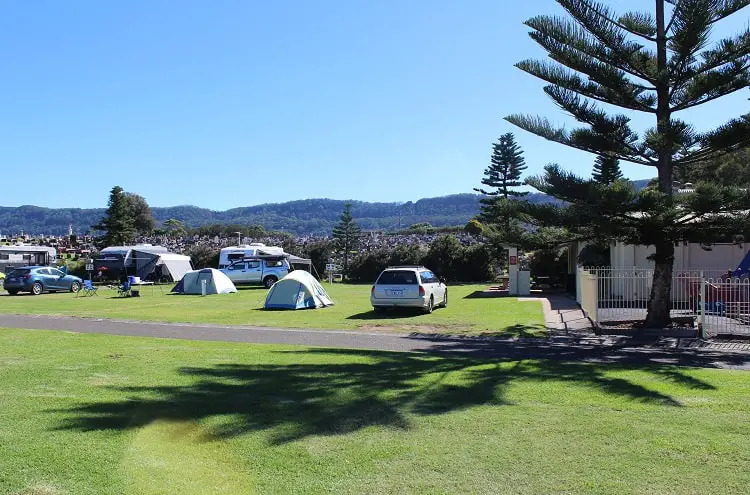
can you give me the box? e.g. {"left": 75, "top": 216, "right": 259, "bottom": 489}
{"left": 0, "top": 181, "right": 652, "bottom": 236}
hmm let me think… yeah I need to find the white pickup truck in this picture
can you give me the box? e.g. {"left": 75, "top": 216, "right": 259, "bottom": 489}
{"left": 219, "top": 256, "right": 290, "bottom": 288}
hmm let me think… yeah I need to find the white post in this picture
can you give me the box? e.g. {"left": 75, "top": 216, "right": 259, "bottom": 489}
{"left": 592, "top": 269, "right": 598, "bottom": 323}
{"left": 201, "top": 279, "right": 207, "bottom": 297}
{"left": 699, "top": 271, "right": 706, "bottom": 339}
{"left": 508, "top": 246, "right": 518, "bottom": 296}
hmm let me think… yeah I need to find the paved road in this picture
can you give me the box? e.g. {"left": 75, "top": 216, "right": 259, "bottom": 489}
{"left": 1, "top": 314, "right": 749, "bottom": 370}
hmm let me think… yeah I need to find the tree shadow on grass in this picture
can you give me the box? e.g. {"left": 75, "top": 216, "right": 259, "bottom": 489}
{"left": 50, "top": 348, "right": 714, "bottom": 444}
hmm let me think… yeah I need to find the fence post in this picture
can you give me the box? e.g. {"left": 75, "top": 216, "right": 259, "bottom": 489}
{"left": 699, "top": 271, "right": 706, "bottom": 339}
{"left": 593, "top": 269, "right": 599, "bottom": 324}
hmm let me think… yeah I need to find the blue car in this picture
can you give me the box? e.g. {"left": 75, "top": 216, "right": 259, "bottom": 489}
{"left": 4, "top": 266, "right": 83, "bottom": 295}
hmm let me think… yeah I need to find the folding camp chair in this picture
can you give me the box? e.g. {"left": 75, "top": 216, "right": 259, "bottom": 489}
{"left": 81, "top": 280, "right": 98, "bottom": 297}
{"left": 117, "top": 281, "right": 131, "bottom": 297}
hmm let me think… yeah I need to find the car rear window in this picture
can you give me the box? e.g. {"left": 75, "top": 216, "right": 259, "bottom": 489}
{"left": 8, "top": 269, "right": 30, "bottom": 277}
{"left": 377, "top": 270, "right": 418, "bottom": 285}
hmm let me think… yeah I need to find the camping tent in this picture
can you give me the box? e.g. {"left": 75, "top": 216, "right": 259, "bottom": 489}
{"left": 172, "top": 268, "right": 237, "bottom": 295}
{"left": 264, "top": 270, "right": 334, "bottom": 309}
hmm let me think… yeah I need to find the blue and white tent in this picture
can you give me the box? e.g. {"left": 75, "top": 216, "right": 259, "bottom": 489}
{"left": 264, "top": 270, "right": 334, "bottom": 309}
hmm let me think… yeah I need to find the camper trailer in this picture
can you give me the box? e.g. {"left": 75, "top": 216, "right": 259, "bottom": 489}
{"left": 218, "top": 243, "right": 285, "bottom": 269}
{"left": 1, "top": 245, "right": 57, "bottom": 273}
{"left": 95, "top": 244, "right": 192, "bottom": 282}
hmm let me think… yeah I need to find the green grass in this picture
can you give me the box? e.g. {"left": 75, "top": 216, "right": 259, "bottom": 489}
{"left": 0, "top": 284, "right": 545, "bottom": 336}
{"left": 1, "top": 328, "right": 749, "bottom": 494}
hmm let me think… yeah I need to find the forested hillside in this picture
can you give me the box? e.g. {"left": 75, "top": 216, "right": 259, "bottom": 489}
{"left": 0, "top": 185, "right": 646, "bottom": 235}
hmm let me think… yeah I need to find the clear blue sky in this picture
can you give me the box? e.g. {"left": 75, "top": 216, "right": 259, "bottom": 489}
{"left": 1, "top": 0, "right": 747, "bottom": 210}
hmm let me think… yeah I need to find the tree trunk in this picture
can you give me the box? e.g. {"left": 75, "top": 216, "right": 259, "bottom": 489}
{"left": 645, "top": 241, "right": 675, "bottom": 328}
{"left": 645, "top": 0, "right": 675, "bottom": 328}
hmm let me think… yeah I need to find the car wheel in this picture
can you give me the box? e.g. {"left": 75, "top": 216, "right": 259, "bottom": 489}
{"left": 441, "top": 290, "right": 448, "bottom": 308}
{"left": 7, "top": 289, "right": 19, "bottom": 296}
{"left": 70, "top": 282, "right": 81, "bottom": 293}
{"left": 373, "top": 306, "right": 387, "bottom": 314}
{"left": 263, "top": 276, "right": 278, "bottom": 289}
{"left": 423, "top": 296, "right": 434, "bottom": 314}
{"left": 31, "top": 282, "right": 43, "bottom": 295}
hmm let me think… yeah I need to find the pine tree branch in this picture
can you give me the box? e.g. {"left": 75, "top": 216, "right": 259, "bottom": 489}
{"left": 709, "top": 0, "right": 750, "bottom": 25}
{"left": 516, "top": 59, "right": 656, "bottom": 111}
{"left": 618, "top": 11, "right": 658, "bottom": 39}
{"left": 576, "top": 0, "right": 658, "bottom": 41}
{"left": 526, "top": 14, "right": 657, "bottom": 86}
{"left": 664, "top": 0, "right": 683, "bottom": 34}
{"left": 666, "top": 1, "right": 715, "bottom": 98}
{"left": 536, "top": 87, "right": 655, "bottom": 161}
{"left": 670, "top": 25, "right": 750, "bottom": 96}
{"left": 672, "top": 60, "right": 750, "bottom": 111}
{"left": 556, "top": 0, "right": 658, "bottom": 80}
{"left": 700, "top": 113, "right": 750, "bottom": 152}
{"left": 506, "top": 114, "right": 657, "bottom": 166}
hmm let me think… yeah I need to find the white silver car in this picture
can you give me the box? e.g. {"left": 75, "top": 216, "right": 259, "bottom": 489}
{"left": 220, "top": 256, "right": 290, "bottom": 288}
{"left": 370, "top": 266, "right": 447, "bottom": 314}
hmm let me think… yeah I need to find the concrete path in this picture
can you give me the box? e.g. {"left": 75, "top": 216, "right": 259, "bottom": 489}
{"left": 528, "top": 295, "right": 594, "bottom": 335}
{"left": 1, "top": 313, "right": 749, "bottom": 370}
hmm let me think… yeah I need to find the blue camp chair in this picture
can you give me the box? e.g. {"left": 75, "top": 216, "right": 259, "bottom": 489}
{"left": 117, "top": 281, "right": 131, "bottom": 297}
{"left": 82, "top": 280, "right": 98, "bottom": 297}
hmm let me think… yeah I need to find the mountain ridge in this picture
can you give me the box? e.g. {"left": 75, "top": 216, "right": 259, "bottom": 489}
{"left": 0, "top": 180, "right": 651, "bottom": 235}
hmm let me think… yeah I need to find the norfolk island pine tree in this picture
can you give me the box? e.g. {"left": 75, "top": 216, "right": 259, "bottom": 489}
{"left": 505, "top": 0, "right": 750, "bottom": 327}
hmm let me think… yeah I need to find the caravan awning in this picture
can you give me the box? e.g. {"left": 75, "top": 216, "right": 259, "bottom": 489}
{"left": 287, "top": 255, "right": 312, "bottom": 266}
{"left": 158, "top": 253, "right": 193, "bottom": 282}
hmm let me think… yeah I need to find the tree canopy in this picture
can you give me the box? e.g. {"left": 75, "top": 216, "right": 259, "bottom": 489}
{"left": 125, "top": 193, "right": 155, "bottom": 236}
{"left": 507, "top": 0, "right": 750, "bottom": 327}
{"left": 93, "top": 186, "right": 136, "bottom": 247}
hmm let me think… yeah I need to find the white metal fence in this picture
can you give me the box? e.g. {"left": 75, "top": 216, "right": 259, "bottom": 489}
{"left": 577, "top": 267, "right": 750, "bottom": 337}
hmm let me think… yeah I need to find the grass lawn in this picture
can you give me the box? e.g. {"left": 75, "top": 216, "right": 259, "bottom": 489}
{"left": 0, "top": 284, "right": 545, "bottom": 337}
{"left": 2, "top": 330, "right": 750, "bottom": 494}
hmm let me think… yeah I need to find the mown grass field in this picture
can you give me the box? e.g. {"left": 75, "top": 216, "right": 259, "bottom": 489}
{"left": 1, "top": 328, "right": 750, "bottom": 495}
{"left": 0, "top": 284, "right": 545, "bottom": 336}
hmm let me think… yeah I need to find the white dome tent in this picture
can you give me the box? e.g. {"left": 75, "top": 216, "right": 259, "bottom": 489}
{"left": 172, "top": 268, "right": 237, "bottom": 295}
{"left": 264, "top": 270, "right": 334, "bottom": 309}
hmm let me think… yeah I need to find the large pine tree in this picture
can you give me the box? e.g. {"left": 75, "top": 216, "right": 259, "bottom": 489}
{"left": 332, "top": 203, "right": 361, "bottom": 277}
{"left": 475, "top": 133, "right": 528, "bottom": 200}
{"left": 592, "top": 154, "right": 623, "bottom": 185}
{"left": 507, "top": 0, "right": 750, "bottom": 327}
{"left": 94, "top": 186, "right": 137, "bottom": 247}
{"left": 474, "top": 133, "right": 529, "bottom": 241}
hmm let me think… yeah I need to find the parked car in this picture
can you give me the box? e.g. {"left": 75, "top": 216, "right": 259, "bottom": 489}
{"left": 3, "top": 266, "right": 83, "bottom": 295}
{"left": 219, "top": 256, "right": 290, "bottom": 288}
{"left": 370, "top": 266, "right": 447, "bottom": 314}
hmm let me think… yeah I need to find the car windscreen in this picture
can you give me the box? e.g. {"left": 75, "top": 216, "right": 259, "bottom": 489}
{"left": 376, "top": 270, "right": 418, "bottom": 285}
{"left": 7, "top": 269, "right": 30, "bottom": 277}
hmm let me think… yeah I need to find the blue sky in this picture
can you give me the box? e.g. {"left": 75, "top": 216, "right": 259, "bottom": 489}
{"left": 1, "top": 0, "right": 748, "bottom": 210}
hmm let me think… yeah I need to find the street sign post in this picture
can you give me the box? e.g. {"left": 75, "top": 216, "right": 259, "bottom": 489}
{"left": 325, "top": 263, "right": 336, "bottom": 284}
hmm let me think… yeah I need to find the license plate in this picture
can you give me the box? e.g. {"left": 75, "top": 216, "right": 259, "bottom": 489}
{"left": 7, "top": 278, "right": 16, "bottom": 283}
{"left": 387, "top": 289, "right": 403, "bottom": 296}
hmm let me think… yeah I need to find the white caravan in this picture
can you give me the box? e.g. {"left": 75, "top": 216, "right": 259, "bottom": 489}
{"left": 218, "top": 243, "right": 284, "bottom": 269}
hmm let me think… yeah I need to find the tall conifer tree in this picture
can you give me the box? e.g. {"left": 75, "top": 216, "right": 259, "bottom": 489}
{"left": 592, "top": 154, "right": 623, "bottom": 185}
{"left": 94, "top": 186, "right": 136, "bottom": 247}
{"left": 332, "top": 203, "right": 361, "bottom": 277}
{"left": 507, "top": 0, "right": 750, "bottom": 327}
